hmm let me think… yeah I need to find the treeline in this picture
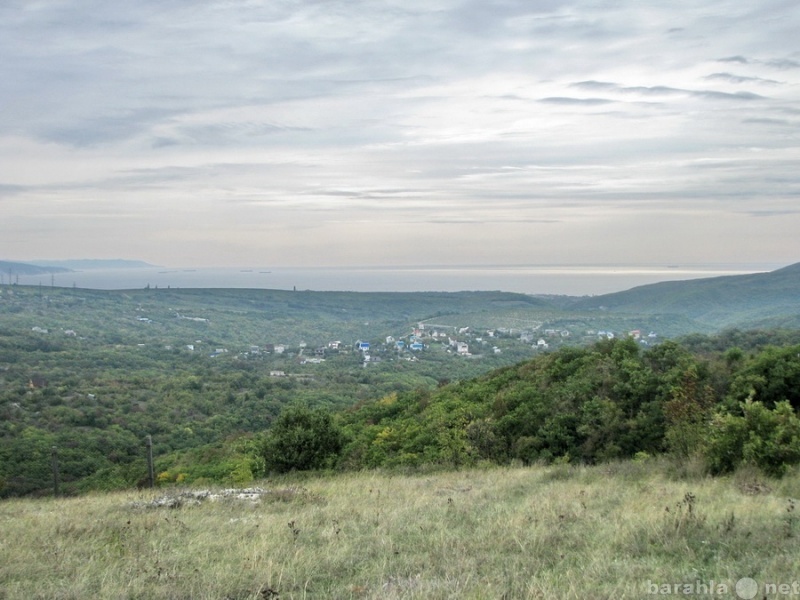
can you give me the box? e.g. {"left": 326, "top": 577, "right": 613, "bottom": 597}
{"left": 258, "top": 333, "right": 800, "bottom": 477}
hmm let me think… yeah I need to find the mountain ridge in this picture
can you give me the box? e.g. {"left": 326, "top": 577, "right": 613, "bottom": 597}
{"left": 0, "top": 260, "right": 71, "bottom": 276}
{"left": 571, "top": 261, "right": 800, "bottom": 329}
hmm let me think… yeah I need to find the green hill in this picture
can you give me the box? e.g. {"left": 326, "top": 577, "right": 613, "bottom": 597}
{"left": 0, "top": 260, "right": 71, "bottom": 277}
{"left": 569, "top": 262, "right": 800, "bottom": 329}
{"left": 4, "top": 270, "right": 800, "bottom": 497}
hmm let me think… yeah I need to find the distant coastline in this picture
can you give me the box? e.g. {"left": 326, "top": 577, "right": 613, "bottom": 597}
{"left": 4, "top": 262, "right": 788, "bottom": 297}
{"left": 28, "top": 259, "right": 158, "bottom": 270}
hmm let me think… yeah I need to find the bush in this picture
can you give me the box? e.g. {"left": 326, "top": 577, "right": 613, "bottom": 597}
{"left": 260, "top": 406, "right": 344, "bottom": 473}
{"left": 705, "top": 400, "right": 800, "bottom": 476}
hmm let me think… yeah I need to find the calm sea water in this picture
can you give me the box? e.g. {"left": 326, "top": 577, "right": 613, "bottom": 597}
{"left": 11, "top": 263, "right": 787, "bottom": 296}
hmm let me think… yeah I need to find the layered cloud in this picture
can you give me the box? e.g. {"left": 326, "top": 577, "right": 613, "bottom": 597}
{"left": 1, "top": 0, "right": 799, "bottom": 267}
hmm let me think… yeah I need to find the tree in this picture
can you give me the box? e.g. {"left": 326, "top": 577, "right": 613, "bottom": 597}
{"left": 260, "top": 406, "right": 344, "bottom": 473}
{"left": 705, "top": 400, "right": 800, "bottom": 476}
{"left": 728, "top": 345, "right": 800, "bottom": 410}
{"left": 663, "top": 364, "right": 716, "bottom": 458}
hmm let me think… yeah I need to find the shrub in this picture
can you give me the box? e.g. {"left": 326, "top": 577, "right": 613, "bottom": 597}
{"left": 260, "top": 406, "right": 344, "bottom": 473}
{"left": 705, "top": 400, "right": 800, "bottom": 476}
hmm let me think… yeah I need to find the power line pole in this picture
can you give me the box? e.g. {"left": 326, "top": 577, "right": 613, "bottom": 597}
{"left": 51, "top": 446, "right": 60, "bottom": 497}
{"left": 146, "top": 435, "right": 155, "bottom": 489}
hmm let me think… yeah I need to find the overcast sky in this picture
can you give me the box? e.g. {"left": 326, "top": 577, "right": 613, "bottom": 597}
{"left": 1, "top": 0, "right": 799, "bottom": 269}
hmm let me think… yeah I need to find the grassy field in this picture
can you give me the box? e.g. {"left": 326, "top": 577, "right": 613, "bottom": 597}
{"left": 1, "top": 461, "right": 799, "bottom": 599}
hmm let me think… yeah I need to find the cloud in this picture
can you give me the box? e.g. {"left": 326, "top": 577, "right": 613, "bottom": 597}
{"left": 571, "top": 81, "right": 766, "bottom": 101}
{"left": 766, "top": 58, "right": 800, "bottom": 70}
{"left": 0, "top": 0, "right": 799, "bottom": 270}
{"left": 746, "top": 210, "right": 800, "bottom": 217}
{"left": 0, "top": 184, "right": 25, "bottom": 197}
{"left": 718, "top": 55, "right": 750, "bottom": 64}
{"left": 741, "top": 117, "right": 793, "bottom": 126}
{"left": 704, "top": 72, "right": 781, "bottom": 85}
{"left": 538, "top": 97, "right": 615, "bottom": 105}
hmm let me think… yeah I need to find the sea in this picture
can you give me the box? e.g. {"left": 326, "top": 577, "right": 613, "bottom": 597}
{"left": 8, "top": 262, "right": 788, "bottom": 297}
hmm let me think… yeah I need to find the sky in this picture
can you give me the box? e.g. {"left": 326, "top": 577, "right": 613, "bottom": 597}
{"left": 1, "top": 0, "right": 799, "bottom": 269}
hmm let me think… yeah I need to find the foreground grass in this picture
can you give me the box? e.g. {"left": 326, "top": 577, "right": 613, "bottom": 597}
{"left": 2, "top": 461, "right": 800, "bottom": 599}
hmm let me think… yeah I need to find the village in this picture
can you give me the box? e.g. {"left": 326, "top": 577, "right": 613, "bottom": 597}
{"left": 200, "top": 321, "right": 660, "bottom": 375}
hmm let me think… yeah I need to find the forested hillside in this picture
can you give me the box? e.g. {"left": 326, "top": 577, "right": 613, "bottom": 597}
{"left": 267, "top": 334, "right": 800, "bottom": 479}
{"left": 3, "top": 278, "right": 800, "bottom": 497}
{"left": 570, "top": 262, "right": 800, "bottom": 330}
{"left": 0, "top": 285, "right": 559, "bottom": 496}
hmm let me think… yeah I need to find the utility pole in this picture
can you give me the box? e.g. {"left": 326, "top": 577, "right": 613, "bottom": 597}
{"left": 146, "top": 435, "right": 155, "bottom": 489}
{"left": 51, "top": 446, "right": 60, "bottom": 497}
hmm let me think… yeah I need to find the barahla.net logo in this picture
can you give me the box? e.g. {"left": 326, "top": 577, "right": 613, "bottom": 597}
{"left": 646, "top": 577, "right": 800, "bottom": 598}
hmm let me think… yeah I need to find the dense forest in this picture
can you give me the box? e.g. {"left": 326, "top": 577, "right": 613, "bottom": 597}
{"left": 4, "top": 325, "right": 800, "bottom": 496}
{"left": 330, "top": 333, "right": 800, "bottom": 476}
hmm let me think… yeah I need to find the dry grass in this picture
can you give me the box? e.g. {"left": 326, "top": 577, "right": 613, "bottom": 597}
{"left": 1, "top": 461, "right": 799, "bottom": 599}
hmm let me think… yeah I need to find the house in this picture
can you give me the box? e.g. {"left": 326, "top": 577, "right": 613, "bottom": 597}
{"left": 357, "top": 341, "right": 370, "bottom": 352}
{"left": 274, "top": 345, "right": 286, "bottom": 354}
{"left": 410, "top": 342, "right": 424, "bottom": 351}
{"left": 328, "top": 341, "right": 342, "bottom": 350}
{"left": 536, "top": 339, "right": 549, "bottom": 349}
{"left": 456, "top": 342, "right": 469, "bottom": 355}
{"left": 386, "top": 335, "right": 395, "bottom": 343}
{"left": 270, "top": 370, "right": 286, "bottom": 377}
{"left": 301, "top": 358, "right": 325, "bottom": 364}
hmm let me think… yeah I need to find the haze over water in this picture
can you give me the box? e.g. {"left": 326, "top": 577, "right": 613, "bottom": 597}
{"left": 11, "top": 263, "right": 787, "bottom": 297}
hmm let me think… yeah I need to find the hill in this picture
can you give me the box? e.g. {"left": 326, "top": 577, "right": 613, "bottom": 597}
{"left": 0, "top": 260, "right": 71, "bottom": 277}
{"left": 28, "top": 258, "right": 157, "bottom": 269}
{"left": 568, "top": 262, "right": 800, "bottom": 329}
{"left": 0, "top": 285, "right": 565, "bottom": 496}
{"left": 4, "top": 269, "right": 800, "bottom": 496}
